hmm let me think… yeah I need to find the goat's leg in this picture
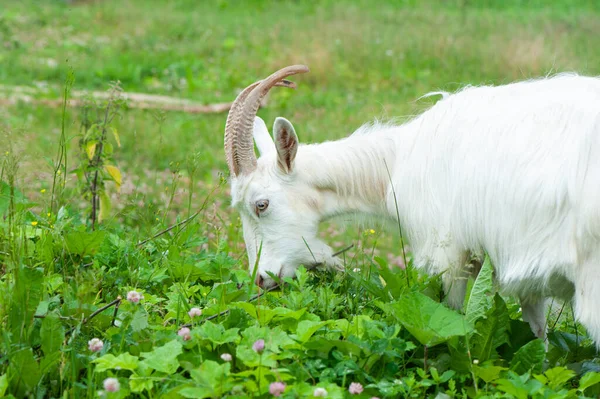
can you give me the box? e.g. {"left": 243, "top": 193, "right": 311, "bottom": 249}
{"left": 443, "top": 272, "right": 469, "bottom": 310}
{"left": 436, "top": 248, "right": 470, "bottom": 310}
{"left": 573, "top": 261, "right": 600, "bottom": 349}
{"left": 520, "top": 297, "right": 548, "bottom": 341}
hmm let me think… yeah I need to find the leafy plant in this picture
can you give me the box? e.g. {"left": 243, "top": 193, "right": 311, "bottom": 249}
{"left": 74, "top": 82, "right": 126, "bottom": 229}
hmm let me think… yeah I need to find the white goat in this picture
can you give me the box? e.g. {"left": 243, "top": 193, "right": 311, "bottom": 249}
{"left": 223, "top": 65, "right": 600, "bottom": 347}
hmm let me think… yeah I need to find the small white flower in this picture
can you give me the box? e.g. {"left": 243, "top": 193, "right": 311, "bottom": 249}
{"left": 126, "top": 290, "right": 143, "bottom": 304}
{"left": 178, "top": 327, "right": 191, "bottom": 341}
{"left": 349, "top": 382, "right": 363, "bottom": 395}
{"left": 188, "top": 307, "right": 202, "bottom": 318}
{"left": 221, "top": 353, "right": 232, "bottom": 362}
{"left": 313, "top": 387, "right": 328, "bottom": 397}
{"left": 353, "top": 267, "right": 361, "bottom": 273}
{"left": 252, "top": 339, "right": 265, "bottom": 353}
{"left": 88, "top": 338, "right": 104, "bottom": 352}
{"left": 473, "top": 359, "right": 479, "bottom": 365}
{"left": 103, "top": 378, "right": 120, "bottom": 392}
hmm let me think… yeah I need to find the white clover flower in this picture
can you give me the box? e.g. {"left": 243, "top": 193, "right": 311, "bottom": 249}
{"left": 103, "top": 378, "right": 120, "bottom": 392}
{"left": 88, "top": 338, "right": 104, "bottom": 352}
{"left": 126, "top": 290, "right": 143, "bottom": 304}
{"left": 178, "top": 327, "right": 191, "bottom": 341}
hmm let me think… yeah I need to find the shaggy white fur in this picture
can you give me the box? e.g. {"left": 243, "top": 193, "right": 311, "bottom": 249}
{"left": 230, "top": 72, "right": 600, "bottom": 348}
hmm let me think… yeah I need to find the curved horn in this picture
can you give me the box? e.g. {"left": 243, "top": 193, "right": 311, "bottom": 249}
{"left": 224, "top": 65, "right": 310, "bottom": 177}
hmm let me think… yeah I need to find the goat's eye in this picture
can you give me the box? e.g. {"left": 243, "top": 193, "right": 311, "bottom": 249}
{"left": 255, "top": 199, "right": 269, "bottom": 215}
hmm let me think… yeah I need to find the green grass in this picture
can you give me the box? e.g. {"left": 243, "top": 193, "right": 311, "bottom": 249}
{"left": 1, "top": 0, "right": 600, "bottom": 398}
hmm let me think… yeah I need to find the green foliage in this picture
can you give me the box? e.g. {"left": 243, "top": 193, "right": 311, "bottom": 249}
{"left": 73, "top": 82, "right": 127, "bottom": 229}
{"left": 1, "top": 0, "right": 599, "bottom": 397}
{"left": 93, "top": 353, "right": 140, "bottom": 372}
{"left": 384, "top": 291, "right": 473, "bottom": 347}
{"left": 465, "top": 256, "right": 494, "bottom": 323}
{"left": 510, "top": 339, "right": 547, "bottom": 375}
{"left": 140, "top": 339, "right": 183, "bottom": 374}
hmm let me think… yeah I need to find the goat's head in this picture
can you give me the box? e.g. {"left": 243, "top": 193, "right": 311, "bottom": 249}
{"left": 224, "top": 65, "right": 342, "bottom": 289}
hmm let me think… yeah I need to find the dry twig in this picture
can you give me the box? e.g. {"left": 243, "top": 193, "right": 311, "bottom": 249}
{"left": 0, "top": 84, "right": 272, "bottom": 114}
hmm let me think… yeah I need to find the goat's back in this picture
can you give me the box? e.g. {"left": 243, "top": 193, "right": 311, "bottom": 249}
{"left": 391, "top": 73, "right": 600, "bottom": 294}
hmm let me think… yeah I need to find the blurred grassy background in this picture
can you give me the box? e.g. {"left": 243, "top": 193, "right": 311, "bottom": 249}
{"left": 1, "top": 0, "right": 600, "bottom": 262}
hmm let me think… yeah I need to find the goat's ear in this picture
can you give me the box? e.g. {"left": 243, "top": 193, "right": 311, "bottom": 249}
{"left": 253, "top": 116, "right": 276, "bottom": 157}
{"left": 273, "top": 117, "right": 298, "bottom": 174}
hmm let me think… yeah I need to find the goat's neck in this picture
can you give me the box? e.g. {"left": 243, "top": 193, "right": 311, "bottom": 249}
{"left": 296, "top": 132, "right": 397, "bottom": 219}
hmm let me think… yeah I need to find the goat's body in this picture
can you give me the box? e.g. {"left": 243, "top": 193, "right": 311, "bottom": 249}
{"left": 394, "top": 74, "right": 600, "bottom": 287}
{"left": 227, "top": 66, "right": 600, "bottom": 347}
{"left": 297, "top": 73, "right": 600, "bottom": 344}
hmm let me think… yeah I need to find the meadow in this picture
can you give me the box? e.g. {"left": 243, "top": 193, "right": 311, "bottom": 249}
{"left": 2, "top": 0, "right": 600, "bottom": 397}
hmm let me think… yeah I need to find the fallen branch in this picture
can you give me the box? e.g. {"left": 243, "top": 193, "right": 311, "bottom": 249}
{"left": 0, "top": 84, "right": 271, "bottom": 114}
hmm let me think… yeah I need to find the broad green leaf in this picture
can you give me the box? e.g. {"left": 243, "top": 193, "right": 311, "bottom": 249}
{"left": 303, "top": 337, "right": 364, "bottom": 358}
{"left": 205, "top": 281, "right": 245, "bottom": 303}
{"left": 471, "top": 294, "right": 509, "bottom": 362}
{"left": 85, "top": 141, "right": 97, "bottom": 160}
{"left": 240, "top": 325, "right": 297, "bottom": 353}
{"left": 111, "top": 127, "right": 121, "bottom": 147}
{"left": 230, "top": 303, "right": 305, "bottom": 325}
{"left": 496, "top": 371, "right": 536, "bottom": 399}
{"left": 10, "top": 266, "right": 44, "bottom": 339}
{"left": 179, "top": 387, "right": 215, "bottom": 398}
{"left": 99, "top": 189, "right": 111, "bottom": 223}
{"left": 230, "top": 302, "right": 257, "bottom": 319}
{"left": 140, "top": 339, "right": 182, "bottom": 374}
{"left": 64, "top": 230, "right": 107, "bottom": 256}
{"left": 130, "top": 308, "right": 149, "bottom": 332}
{"left": 331, "top": 315, "right": 372, "bottom": 339}
{"left": 294, "top": 320, "right": 331, "bottom": 343}
{"left": 180, "top": 360, "right": 233, "bottom": 398}
{"left": 293, "top": 382, "right": 346, "bottom": 399}
{"left": 537, "top": 366, "right": 575, "bottom": 391}
{"left": 347, "top": 315, "right": 374, "bottom": 339}
{"left": 473, "top": 364, "right": 507, "bottom": 384}
{"left": 195, "top": 321, "right": 240, "bottom": 346}
{"left": 268, "top": 306, "right": 307, "bottom": 323}
{"left": 41, "top": 312, "right": 65, "bottom": 358}
{"left": 129, "top": 374, "right": 154, "bottom": 393}
{"left": 9, "top": 347, "right": 41, "bottom": 392}
{"left": 93, "top": 353, "right": 139, "bottom": 372}
{"left": 0, "top": 373, "right": 8, "bottom": 397}
{"left": 85, "top": 123, "right": 98, "bottom": 139}
{"left": 235, "top": 345, "right": 278, "bottom": 368}
{"left": 46, "top": 274, "right": 64, "bottom": 292}
{"left": 232, "top": 366, "right": 280, "bottom": 394}
{"left": 374, "top": 256, "right": 409, "bottom": 299}
{"left": 235, "top": 326, "right": 292, "bottom": 367}
{"left": 510, "top": 339, "right": 546, "bottom": 374}
{"left": 104, "top": 164, "right": 122, "bottom": 188}
{"left": 386, "top": 291, "right": 473, "bottom": 346}
{"left": 579, "top": 371, "right": 600, "bottom": 392}
{"left": 332, "top": 319, "right": 349, "bottom": 335}
{"left": 465, "top": 256, "right": 494, "bottom": 323}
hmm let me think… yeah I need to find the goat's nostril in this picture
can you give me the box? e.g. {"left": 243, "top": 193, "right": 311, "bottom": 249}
{"left": 256, "top": 274, "right": 264, "bottom": 288}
